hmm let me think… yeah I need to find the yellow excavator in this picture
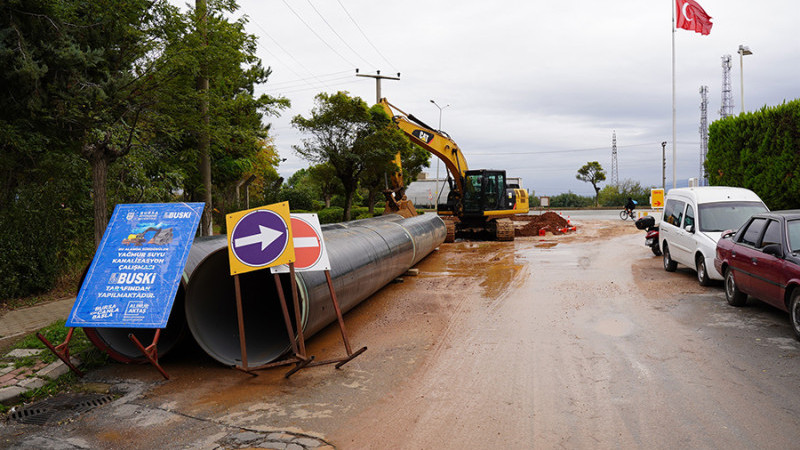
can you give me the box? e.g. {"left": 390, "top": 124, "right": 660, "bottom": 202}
{"left": 379, "top": 98, "right": 529, "bottom": 242}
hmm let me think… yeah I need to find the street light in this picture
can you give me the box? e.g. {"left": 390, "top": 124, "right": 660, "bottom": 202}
{"left": 738, "top": 44, "right": 752, "bottom": 113}
{"left": 429, "top": 100, "right": 450, "bottom": 212}
{"left": 429, "top": 99, "right": 450, "bottom": 130}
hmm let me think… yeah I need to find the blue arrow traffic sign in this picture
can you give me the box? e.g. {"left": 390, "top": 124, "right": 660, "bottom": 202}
{"left": 229, "top": 208, "right": 292, "bottom": 272}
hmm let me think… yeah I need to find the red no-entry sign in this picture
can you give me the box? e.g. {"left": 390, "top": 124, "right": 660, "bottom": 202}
{"left": 271, "top": 214, "right": 330, "bottom": 273}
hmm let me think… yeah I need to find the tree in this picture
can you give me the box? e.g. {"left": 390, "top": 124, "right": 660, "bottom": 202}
{"left": 292, "top": 92, "right": 400, "bottom": 221}
{"left": 152, "top": 0, "right": 289, "bottom": 232}
{"left": 240, "top": 137, "right": 283, "bottom": 208}
{"left": 576, "top": 161, "right": 606, "bottom": 206}
{"left": 359, "top": 109, "right": 430, "bottom": 214}
{"left": 598, "top": 179, "right": 652, "bottom": 207}
{"left": 307, "top": 163, "right": 343, "bottom": 209}
{"left": 0, "top": 0, "right": 288, "bottom": 298}
{"left": 0, "top": 0, "right": 180, "bottom": 245}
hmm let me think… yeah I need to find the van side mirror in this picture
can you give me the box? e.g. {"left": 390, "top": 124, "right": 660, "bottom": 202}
{"left": 762, "top": 243, "right": 782, "bottom": 257}
{"left": 684, "top": 224, "right": 695, "bottom": 233}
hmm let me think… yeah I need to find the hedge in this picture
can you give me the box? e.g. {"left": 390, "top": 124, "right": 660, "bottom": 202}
{"left": 706, "top": 99, "right": 800, "bottom": 210}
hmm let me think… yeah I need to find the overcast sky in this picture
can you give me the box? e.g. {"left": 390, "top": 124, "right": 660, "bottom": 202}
{"left": 232, "top": 0, "right": 798, "bottom": 196}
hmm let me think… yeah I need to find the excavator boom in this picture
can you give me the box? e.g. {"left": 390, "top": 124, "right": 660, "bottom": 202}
{"left": 379, "top": 98, "right": 469, "bottom": 194}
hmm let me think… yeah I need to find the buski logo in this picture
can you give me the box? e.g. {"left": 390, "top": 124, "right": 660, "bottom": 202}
{"left": 412, "top": 129, "right": 434, "bottom": 144}
{"left": 109, "top": 272, "right": 157, "bottom": 285}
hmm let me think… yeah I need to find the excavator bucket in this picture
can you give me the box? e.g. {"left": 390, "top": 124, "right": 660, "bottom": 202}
{"left": 382, "top": 190, "right": 418, "bottom": 219}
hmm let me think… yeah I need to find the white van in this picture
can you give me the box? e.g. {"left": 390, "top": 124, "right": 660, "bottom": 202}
{"left": 660, "top": 187, "right": 768, "bottom": 285}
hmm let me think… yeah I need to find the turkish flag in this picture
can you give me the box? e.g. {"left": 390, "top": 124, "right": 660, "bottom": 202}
{"left": 676, "top": 0, "right": 713, "bottom": 35}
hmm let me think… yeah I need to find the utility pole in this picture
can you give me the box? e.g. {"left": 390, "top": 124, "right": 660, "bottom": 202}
{"left": 356, "top": 69, "right": 400, "bottom": 104}
{"left": 661, "top": 141, "right": 667, "bottom": 191}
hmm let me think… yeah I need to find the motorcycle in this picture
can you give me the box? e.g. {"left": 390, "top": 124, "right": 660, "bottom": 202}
{"left": 635, "top": 216, "right": 661, "bottom": 256}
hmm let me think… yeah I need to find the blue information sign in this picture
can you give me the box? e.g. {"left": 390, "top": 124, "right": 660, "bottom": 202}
{"left": 66, "top": 203, "right": 204, "bottom": 328}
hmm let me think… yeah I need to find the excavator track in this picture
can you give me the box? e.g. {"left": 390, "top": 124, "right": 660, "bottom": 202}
{"left": 494, "top": 218, "right": 514, "bottom": 241}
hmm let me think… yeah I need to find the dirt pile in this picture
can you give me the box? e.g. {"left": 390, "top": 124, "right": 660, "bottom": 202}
{"left": 514, "top": 212, "right": 574, "bottom": 237}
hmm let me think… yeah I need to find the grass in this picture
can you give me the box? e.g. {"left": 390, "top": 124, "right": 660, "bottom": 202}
{"left": 0, "top": 320, "right": 109, "bottom": 414}
{"left": 7, "top": 320, "right": 107, "bottom": 368}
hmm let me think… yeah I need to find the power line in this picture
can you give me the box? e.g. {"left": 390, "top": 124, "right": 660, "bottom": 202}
{"left": 305, "top": 0, "right": 376, "bottom": 70}
{"left": 467, "top": 142, "right": 659, "bottom": 156}
{"left": 266, "top": 77, "right": 361, "bottom": 95}
{"left": 336, "top": 0, "right": 398, "bottom": 73}
{"left": 249, "top": 19, "right": 329, "bottom": 91}
{"left": 267, "top": 71, "right": 353, "bottom": 88}
{"left": 280, "top": 0, "right": 357, "bottom": 68}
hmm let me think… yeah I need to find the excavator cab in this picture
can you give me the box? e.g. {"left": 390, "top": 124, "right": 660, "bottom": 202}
{"left": 462, "top": 170, "right": 507, "bottom": 216}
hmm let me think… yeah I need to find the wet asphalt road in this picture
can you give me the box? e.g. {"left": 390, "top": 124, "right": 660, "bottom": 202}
{"left": 3, "top": 216, "right": 800, "bottom": 449}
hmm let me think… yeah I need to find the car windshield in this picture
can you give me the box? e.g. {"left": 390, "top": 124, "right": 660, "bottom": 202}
{"left": 698, "top": 201, "right": 768, "bottom": 232}
{"left": 788, "top": 220, "right": 800, "bottom": 253}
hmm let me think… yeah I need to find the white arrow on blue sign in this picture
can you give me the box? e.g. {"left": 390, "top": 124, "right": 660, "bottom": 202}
{"left": 230, "top": 209, "right": 290, "bottom": 268}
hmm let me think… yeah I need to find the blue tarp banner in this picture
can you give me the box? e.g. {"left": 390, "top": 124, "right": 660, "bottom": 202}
{"left": 66, "top": 203, "right": 204, "bottom": 329}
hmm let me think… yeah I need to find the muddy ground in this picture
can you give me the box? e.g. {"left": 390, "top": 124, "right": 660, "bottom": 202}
{"left": 4, "top": 218, "right": 800, "bottom": 449}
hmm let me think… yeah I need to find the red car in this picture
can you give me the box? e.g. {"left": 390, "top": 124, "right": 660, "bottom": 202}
{"left": 715, "top": 211, "right": 800, "bottom": 338}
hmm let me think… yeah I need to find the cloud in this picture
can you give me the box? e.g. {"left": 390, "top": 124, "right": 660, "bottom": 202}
{"left": 235, "top": 0, "right": 798, "bottom": 196}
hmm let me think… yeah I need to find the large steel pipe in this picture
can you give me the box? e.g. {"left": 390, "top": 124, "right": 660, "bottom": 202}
{"left": 83, "top": 236, "right": 227, "bottom": 363}
{"left": 184, "top": 214, "right": 446, "bottom": 366}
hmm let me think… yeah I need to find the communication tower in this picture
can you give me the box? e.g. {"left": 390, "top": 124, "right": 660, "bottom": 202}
{"left": 611, "top": 130, "right": 618, "bottom": 186}
{"left": 699, "top": 86, "right": 709, "bottom": 186}
{"left": 720, "top": 55, "right": 734, "bottom": 118}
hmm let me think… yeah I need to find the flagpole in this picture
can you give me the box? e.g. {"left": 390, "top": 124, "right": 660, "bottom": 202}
{"left": 671, "top": 0, "right": 677, "bottom": 189}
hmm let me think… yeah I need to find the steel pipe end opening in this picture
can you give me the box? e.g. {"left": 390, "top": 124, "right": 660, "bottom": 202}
{"left": 184, "top": 249, "right": 306, "bottom": 367}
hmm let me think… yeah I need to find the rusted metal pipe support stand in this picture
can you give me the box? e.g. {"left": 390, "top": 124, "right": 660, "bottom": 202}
{"left": 37, "top": 328, "right": 84, "bottom": 377}
{"left": 128, "top": 329, "right": 169, "bottom": 380}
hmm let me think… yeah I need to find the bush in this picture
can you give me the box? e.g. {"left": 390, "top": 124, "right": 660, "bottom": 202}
{"left": 317, "top": 207, "right": 344, "bottom": 224}
{"left": 707, "top": 99, "right": 800, "bottom": 209}
{"left": 278, "top": 186, "right": 316, "bottom": 211}
{"left": 0, "top": 187, "right": 92, "bottom": 300}
{"left": 350, "top": 206, "right": 370, "bottom": 219}
{"left": 549, "top": 192, "right": 594, "bottom": 208}
{"left": 0, "top": 157, "right": 93, "bottom": 300}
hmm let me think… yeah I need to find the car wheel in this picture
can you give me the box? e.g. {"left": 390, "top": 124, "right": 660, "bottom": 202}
{"left": 790, "top": 290, "right": 800, "bottom": 341}
{"left": 663, "top": 243, "right": 677, "bottom": 272}
{"left": 724, "top": 268, "right": 747, "bottom": 306}
{"left": 696, "top": 255, "right": 711, "bottom": 286}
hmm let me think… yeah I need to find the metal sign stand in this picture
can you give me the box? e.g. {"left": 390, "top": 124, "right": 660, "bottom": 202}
{"left": 232, "top": 266, "right": 366, "bottom": 378}
{"left": 128, "top": 329, "right": 169, "bottom": 380}
{"left": 303, "top": 270, "right": 367, "bottom": 370}
{"left": 37, "top": 328, "right": 84, "bottom": 377}
{"left": 233, "top": 263, "right": 313, "bottom": 378}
